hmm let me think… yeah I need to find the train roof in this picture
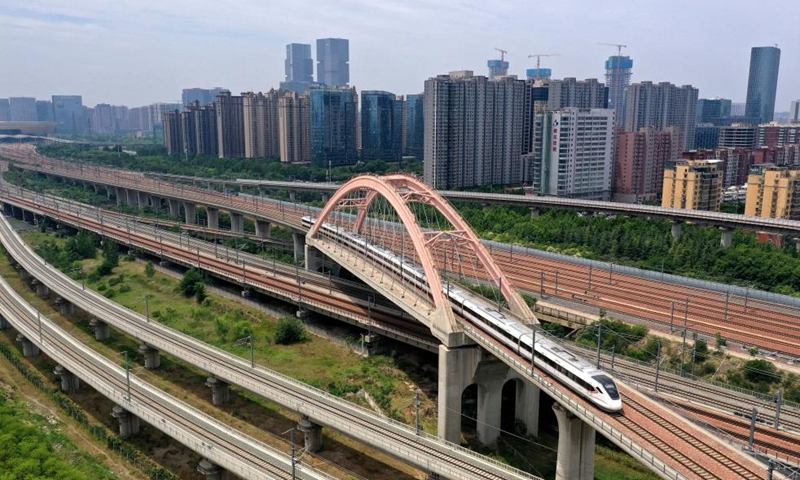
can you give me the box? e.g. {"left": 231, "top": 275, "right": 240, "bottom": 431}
{"left": 539, "top": 343, "right": 601, "bottom": 375}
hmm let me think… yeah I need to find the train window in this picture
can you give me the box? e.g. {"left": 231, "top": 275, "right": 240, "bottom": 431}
{"left": 592, "top": 375, "right": 620, "bottom": 400}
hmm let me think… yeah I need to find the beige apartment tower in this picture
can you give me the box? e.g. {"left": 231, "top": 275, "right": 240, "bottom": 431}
{"left": 278, "top": 92, "right": 311, "bottom": 163}
{"left": 745, "top": 165, "right": 800, "bottom": 220}
{"left": 661, "top": 159, "right": 722, "bottom": 211}
{"left": 243, "top": 90, "right": 280, "bottom": 159}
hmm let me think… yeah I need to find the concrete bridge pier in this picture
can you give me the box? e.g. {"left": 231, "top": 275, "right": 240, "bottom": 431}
{"left": 111, "top": 405, "right": 140, "bottom": 438}
{"left": 90, "top": 318, "right": 110, "bottom": 341}
{"left": 204, "top": 377, "right": 230, "bottom": 406}
{"left": 56, "top": 297, "right": 75, "bottom": 316}
{"left": 138, "top": 344, "right": 161, "bottom": 369}
{"left": 720, "top": 228, "right": 732, "bottom": 248}
{"left": 530, "top": 207, "right": 541, "bottom": 218}
{"left": 31, "top": 278, "right": 50, "bottom": 298}
{"left": 289, "top": 190, "right": 297, "bottom": 202}
{"left": 321, "top": 192, "right": 330, "bottom": 203}
{"left": 293, "top": 232, "right": 305, "bottom": 263}
{"left": 297, "top": 414, "right": 323, "bottom": 452}
{"left": 126, "top": 189, "right": 138, "bottom": 208}
{"left": 0, "top": 315, "right": 11, "bottom": 330}
{"left": 54, "top": 365, "right": 80, "bottom": 393}
{"left": 16, "top": 334, "right": 40, "bottom": 357}
{"left": 553, "top": 403, "right": 595, "bottom": 480}
{"left": 197, "top": 458, "right": 229, "bottom": 480}
{"left": 474, "top": 361, "right": 508, "bottom": 445}
{"left": 137, "top": 191, "right": 150, "bottom": 209}
{"left": 304, "top": 245, "right": 323, "bottom": 273}
{"left": 671, "top": 222, "right": 682, "bottom": 240}
{"left": 206, "top": 207, "right": 219, "bottom": 230}
{"left": 183, "top": 202, "right": 197, "bottom": 224}
{"left": 167, "top": 199, "right": 181, "bottom": 220}
{"left": 114, "top": 187, "right": 125, "bottom": 206}
{"left": 230, "top": 213, "right": 244, "bottom": 234}
{"left": 255, "top": 220, "right": 270, "bottom": 238}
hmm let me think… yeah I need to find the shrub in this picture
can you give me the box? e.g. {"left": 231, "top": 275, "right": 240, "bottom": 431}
{"left": 274, "top": 317, "right": 309, "bottom": 345}
{"left": 179, "top": 269, "right": 205, "bottom": 298}
{"left": 118, "top": 284, "right": 131, "bottom": 293}
{"left": 103, "top": 289, "right": 116, "bottom": 299}
{"left": 145, "top": 261, "right": 155, "bottom": 278}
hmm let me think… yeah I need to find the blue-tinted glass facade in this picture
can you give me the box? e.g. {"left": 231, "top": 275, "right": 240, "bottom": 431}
{"left": 745, "top": 46, "right": 780, "bottom": 124}
{"left": 310, "top": 86, "right": 357, "bottom": 167}
{"left": 405, "top": 94, "right": 424, "bottom": 157}
{"left": 52, "top": 95, "right": 84, "bottom": 134}
{"left": 361, "top": 91, "right": 402, "bottom": 161}
{"left": 316, "top": 38, "right": 349, "bottom": 86}
{"left": 696, "top": 98, "right": 732, "bottom": 126}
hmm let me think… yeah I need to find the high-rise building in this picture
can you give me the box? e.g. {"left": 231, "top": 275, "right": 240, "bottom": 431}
{"left": 696, "top": 98, "right": 732, "bottom": 126}
{"left": 9, "top": 97, "right": 38, "bottom": 121}
{"left": 360, "top": 91, "right": 403, "bottom": 161}
{"left": 278, "top": 91, "right": 311, "bottom": 163}
{"left": 745, "top": 165, "right": 800, "bottom": 220}
{"left": 316, "top": 38, "right": 349, "bottom": 87}
{"left": 0, "top": 99, "right": 9, "bottom": 121}
{"left": 614, "top": 127, "right": 683, "bottom": 203}
{"left": 605, "top": 55, "right": 633, "bottom": 126}
{"left": 243, "top": 90, "right": 280, "bottom": 159}
{"left": 309, "top": 86, "right": 357, "bottom": 167}
{"left": 91, "top": 104, "right": 116, "bottom": 133}
{"left": 36, "top": 100, "right": 54, "bottom": 122}
{"left": 624, "top": 81, "right": 699, "bottom": 150}
{"left": 182, "top": 88, "right": 225, "bottom": 108}
{"left": 718, "top": 124, "right": 757, "bottom": 149}
{"left": 790, "top": 101, "right": 800, "bottom": 123}
{"left": 524, "top": 108, "right": 615, "bottom": 199}
{"left": 178, "top": 101, "right": 218, "bottom": 156}
{"left": 281, "top": 43, "right": 314, "bottom": 93}
{"left": 526, "top": 69, "right": 552, "bottom": 81}
{"left": 694, "top": 124, "right": 720, "bottom": 150}
{"left": 423, "top": 71, "right": 527, "bottom": 189}
{"left": 52, "top": 95, "right": 84, "bottom": 134}
{"left": 405, "top": 93, "right": 424, "bottom": 157}
{"left": 662, "top": 159, "right": 722, "bottom": 211}
{"left": 745, "top": 46, "right": 781, "bottom": 125}
{"left": 163, "top": 110, "right": 183, "bottom": 155}
{"left": 216, "top": 91, "right": 246, "bottom": 158}
{"left": 487, "top": 59, "right": 509, "bottom": 80}
{"left": 545, "top": 78, "right": 607, "bottom": 110}
{"left": 757, "top": 123, "right": 800, "bottom": 147}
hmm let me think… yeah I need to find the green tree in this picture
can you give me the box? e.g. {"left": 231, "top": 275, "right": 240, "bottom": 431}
{"left": 274, "top": 317, "right": 309, "bottom": 345}
{"left": 694, "top": 339, "right": 709, "bottom": 363}
{"left": 743, "top": 359, "right": 780, "bottom": 384}
{"left": 179, "top": 268, "right": 205, "bottom": 298}
{"left": 144, "top": 261, "right": 155, "bottom": 278}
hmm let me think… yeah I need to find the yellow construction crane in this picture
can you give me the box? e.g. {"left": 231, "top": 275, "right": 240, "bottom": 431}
{"left": 527, "top": 54, "right": 561, "bottom": 80}
{"left": 494, "top": 47, "right": 508, "bottom": 62}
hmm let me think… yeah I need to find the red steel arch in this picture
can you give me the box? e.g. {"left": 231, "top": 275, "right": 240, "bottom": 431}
{"left": 309, "top": 173, "right": 536, "bottom": 324}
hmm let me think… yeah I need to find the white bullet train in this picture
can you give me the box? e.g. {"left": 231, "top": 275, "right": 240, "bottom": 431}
{"left": 304, "top": 216, "right": 623, "bottom": 412}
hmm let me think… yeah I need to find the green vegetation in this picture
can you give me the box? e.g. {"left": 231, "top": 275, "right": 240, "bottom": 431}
{"left": 178, "top": 268, "right": 206, "bottom": 303}
{"left": 577, "top": 318, "right": 649, "bottom": 359}
{"left": 37, "top": 144, "right": 423, "bottom": 181}
{"left": 458, "top": 206, "right": 800, "bottom": 296}
{"left": 274, "top": 317, "right": 309, "bottom": 345}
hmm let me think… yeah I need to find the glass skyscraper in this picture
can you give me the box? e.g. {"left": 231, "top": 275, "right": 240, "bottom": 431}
{"left": 52, "top": 95, "right": 84, "bottom": 134}
{"left": 310, "top": 86, "right": 357, "bottom": 167}
{"left": 745, "top": 46, "right": 781, "bottom": 124}
{"left": 281, "top": 43, "right": 314, "bottom": 94}
{"left": 316, "top": 38, "right": 349, "bottom": 87}
{"left": 360, "top": 91, "right": 402, "bottom": 161}
{"left": 405, "top": 94, "right": 424, "bottom": 157}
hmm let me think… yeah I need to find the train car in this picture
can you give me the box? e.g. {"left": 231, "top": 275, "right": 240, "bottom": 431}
{"left": 303, "top": 216, "right": 622, "bottom": 411}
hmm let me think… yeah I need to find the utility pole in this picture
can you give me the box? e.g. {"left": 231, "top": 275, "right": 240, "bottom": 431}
{"left": 596, "top": 323, "right": 603, "bottom": 369}
{"left": 415, "top": 389, "right": 422, "bottom": 435}
{"left": 654, "top": 340, "right": 662, "bottom": 392}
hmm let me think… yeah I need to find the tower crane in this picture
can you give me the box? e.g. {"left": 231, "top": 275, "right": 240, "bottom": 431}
{"left": 527, "top": 54, "right": 561, "bottom": 80}
{"left": 494, "top": 47, "right": 507, "bottom": 62}
{"left": 598, "top": 42, "right": 627, "bottom": 58}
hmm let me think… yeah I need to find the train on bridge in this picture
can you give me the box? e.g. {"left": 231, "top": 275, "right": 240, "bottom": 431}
{"left": 304, "top": 216, "right": 622, "bottom": 412}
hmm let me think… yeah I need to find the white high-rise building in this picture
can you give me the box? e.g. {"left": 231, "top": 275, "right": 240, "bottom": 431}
{"left": 524, "top": 108, "right": 615, "bottom": 200}
{"left": 624, "top": 81, "right": 699, "bottom": 150}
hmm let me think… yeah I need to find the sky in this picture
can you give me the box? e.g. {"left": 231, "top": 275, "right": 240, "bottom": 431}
{"left": 1, "top": 0, "right": 799, "bottom": 109}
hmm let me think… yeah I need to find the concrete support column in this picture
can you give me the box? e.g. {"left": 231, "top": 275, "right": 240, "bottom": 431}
{"left": 115, "top": 187, "right": 125, "bottom": 206}
{"left": 197, "top": 458, "right": 229, "bottom": 480}
{"left": 720, "top": 228, "right": 733, "bottom": 248}
{"left": 255, "top": 220, "right": 270, "bottom": 238}
{"left": 530, "top": 207, "right": 541, "bottom": 218}
{"left": 304, "top": 245, "right": 322, "bottom": 272}
{"left": 16, "top": 334, "right": 40, "bottom": 357}
{"left": 31, "top": 279, "right": 49, "bottom": 298}
{"left": 111, "top": 405, "right": 140, "bottom": 438}
{"left": 474, "top": 362, "right": 508, "bottom": 445}
{"left": 297, "top": 415, "right": 323, "bottom": 452}
{"left": 0, "top": 315, "right": 11, "bottom": 330}
{"left": 183, "top": 202, "right": 197, "bottom": 225}
{"left": 205, "top": 377, "right": 230, "bottom": 406}
{"left": 167, "top": 199, "right": 181, "bottom": 219}
{"left": 206, "top": 207, "right": 219, "bottom": 230}
{"left": 516, "top": 381, "right": 540, "bottom": 437}
{"left": 54, "top": 365, "right": 80, "bottom": 393}
{"left": 138, "top": 344, "right": 161, "bottom": 369}
{"left": 553, "top": 403, "right": 595, "bottom": 480}
{"left": 56, "top": 297, "right": 74, "bottom": 316}
{"left": 671, "top": 222, "right": 682, "bottom": 240}
{"left": 125, "top": 189, "right": 137, "bottom": 207}
{"left": 106, "top": 186, "right": 113, "bottom": 200}
{"left": 137, "top": 191, "right": 149, "bottom": 209}
{"left": 90, "top": 318, "right": 110, "bottom": 341}
{"left": 230, "top": 213, "right": 244, "bottom": 234}
{"left": 149, "top": 196, "right": 162, "bottom": 209}
{"left": 289, "top": 190, "right": 297, "bottom": 202}
{"left": 293, "top": 232, "right": 305, "bottom": 263}
{"left": 437, "top": 345, "right": 481, "bottom": 443}
{"left": 321, "top": 192, "right": 330, "bottom": 203}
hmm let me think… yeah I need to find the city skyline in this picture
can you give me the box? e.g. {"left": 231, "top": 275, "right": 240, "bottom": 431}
{"left": 1, "top": 1, "right": 798, "bottom": 108}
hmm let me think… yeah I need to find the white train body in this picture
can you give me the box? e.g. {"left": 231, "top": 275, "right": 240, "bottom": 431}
{"left": 304, "top": 216, "right": 622, "bottom": 412}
